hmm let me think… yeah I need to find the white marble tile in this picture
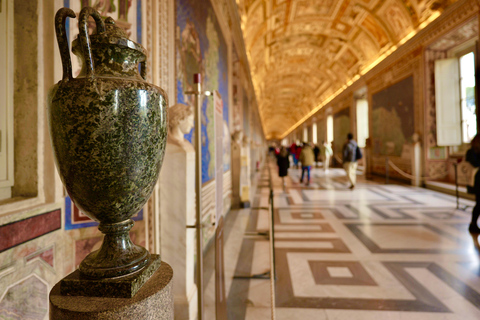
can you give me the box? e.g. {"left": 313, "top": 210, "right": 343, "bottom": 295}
{"left": 256, "top": 210, "right": 270, "bottom": 230}
{"left": 303, "top": 189, "right": 388, "bottom": 202}
{"left": 408, "top": 267, "right": 480, "bottom": 319}
{"left": 325, "top": 310, "right": 401, "bottom": 320}
{"left": 275, "top": 225, "right": 324, "bottom": 231}
{"left": 289, "top": 189, "right": 304, "bottom": 204}
{"left": 276, "top": 241, "right": 334, "bottom": 249}
{"left": 274, "top": 196, "right": 289, "bottom": 207}
{"left": 357, "top": 224, "right": 459, "bottom": 250}
{"left": 276, "top": 308, "right": 328, "bottom": 320}
{"left": 287, "top": 254, "right": 415, "bottom": 299}
{"left": 278, "top": 210, "right": 324, "bottom": 224}
{"left": 300, "top": 213, "right": 314, "bottom": 218}
{"left": 274, "top": 232, "right": 337, "bottom": 239}
{"left": 251, "top": 241, "right": 271, "bottom": 276}
{"left": 247, "top": 279, "right": 272, "bottom": 308}
{"left": 327, "top": 267, "right": 353, "bottom": 278}
{"left": 403, "top": 194, "right": 457, "bottom": 206}
{"left": 259, "top": 195, "right": 270, "bottom": 208}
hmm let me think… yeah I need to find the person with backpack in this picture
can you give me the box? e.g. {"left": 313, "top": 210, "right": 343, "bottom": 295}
{"left": 277, "top": 147, "right": 290, "bottom": 191}
{"left": 299, "top": 142, "right": 315, "bottom": 186}
{"left": 342, "top": 133, "right": 361, "bottom": 189}
{"left": 466, "top": 134, "right": 480, "bottom": 233}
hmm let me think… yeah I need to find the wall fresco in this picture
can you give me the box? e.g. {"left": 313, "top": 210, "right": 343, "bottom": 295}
{"left": 372, "top": 76, "right": 415, "bottom": 156}
{"left": 176, "top": 0, "right": 230, "bottom": 183}
{"left": 334, "top": 107, "right": 351, "bottom": 156}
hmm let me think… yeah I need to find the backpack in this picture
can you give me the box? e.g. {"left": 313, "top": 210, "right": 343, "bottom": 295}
{"left": 355, "top": 146, "right": 363, "bottom": 160}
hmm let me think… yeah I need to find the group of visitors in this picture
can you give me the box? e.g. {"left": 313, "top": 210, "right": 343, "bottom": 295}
{"left": 274, "top": 133, "right": 480, "bottom": 235}
{"left": 275, "top": 134, "right": 360, "bottom": 189}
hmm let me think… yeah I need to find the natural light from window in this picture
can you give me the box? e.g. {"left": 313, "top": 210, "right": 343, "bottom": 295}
{"left": 460, "top": 52, "right": 476, "bottom": 143}
{"left": 356, "top": 98, "right": 369, "bottom": 148}
{"left": 327, "top": 115, "right": 333, "bottom": 144}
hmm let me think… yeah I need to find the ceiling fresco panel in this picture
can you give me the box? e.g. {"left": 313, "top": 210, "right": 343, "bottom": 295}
{"left": 295, "top": 0, "right": 337, "bottom": 17}
{"left": 377, "top": 0, "right": 414, "bottom": 40}
{"left": 361, "top": 14, "right": 390, "bottom": 47}
{"left": 353, "top": 31, "right": 380, "bottom": 61}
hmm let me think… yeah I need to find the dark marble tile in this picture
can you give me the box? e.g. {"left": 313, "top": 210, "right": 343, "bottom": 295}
{"left": 308, "top": 261, "right": 377, "bottom": 286}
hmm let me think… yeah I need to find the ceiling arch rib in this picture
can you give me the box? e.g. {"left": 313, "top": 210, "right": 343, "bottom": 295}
{"left": 238, "top": 0, "right": 458, "bottom": 140}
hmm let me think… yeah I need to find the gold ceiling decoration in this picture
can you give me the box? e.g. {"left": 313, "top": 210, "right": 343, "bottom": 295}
{"left": 236, "top": 0, "right": 458, "bottom": 139}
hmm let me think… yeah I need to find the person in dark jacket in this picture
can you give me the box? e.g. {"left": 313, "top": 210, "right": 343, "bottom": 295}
{"left": 466, "top": 134, "right": 480, "bottom": 233}
{"left": 313, "top": 144, "right": 320, "bottom": 167}
{"left": 342, "top": 133, "right": 358, "bottom": 189}
{"left": 277, "top": 147, "right": 290, "bottom": 190}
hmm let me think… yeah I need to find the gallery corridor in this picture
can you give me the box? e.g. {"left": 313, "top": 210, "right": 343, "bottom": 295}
{"left": 226, "top": 163, "right": 480, "bottom": 319}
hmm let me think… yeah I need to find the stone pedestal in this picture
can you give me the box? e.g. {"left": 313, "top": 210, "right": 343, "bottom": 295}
{"left": 159, "top": 142, "right": 198, "bottom": 320}
{"left": 240, "top": 145, "right": 251, "bottom": 207}
{"left": 411, "top": 141, "right": 422, "bottom": 187}
{"left": 49, "top": 262, "right": 174, "bottom": 320}
{"left": 231, "top": 141, "right": 242, "bottom": 208}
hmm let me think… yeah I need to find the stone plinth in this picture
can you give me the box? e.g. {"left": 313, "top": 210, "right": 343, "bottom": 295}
{"left": 231, "top": 141, "right": 241, "bottom": 208}
{"left": 49, "top": 262, "right": 174, "bottom": 320}
{"left": 61, "top": 254, "right": 162, "bottom": 298}
{"left": 159, "top": 142, "right": 197, "bottom": 319}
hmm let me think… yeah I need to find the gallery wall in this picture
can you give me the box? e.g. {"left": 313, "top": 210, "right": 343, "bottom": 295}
{"left": 0, "top": 0, "right": 265, "bottom": 318}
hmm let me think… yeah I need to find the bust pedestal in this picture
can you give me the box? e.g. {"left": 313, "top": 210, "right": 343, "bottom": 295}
{"left": 231, "top": 140, "right": 242, "bottom": 208}
{"left": 49, "top": 261, "right": 174, "bottom": 319}
{"left": 240, "top": 144, "right": 251, "bottom": 207}
{"left": 159, "top": 140, "right": 197, "bottom": 319}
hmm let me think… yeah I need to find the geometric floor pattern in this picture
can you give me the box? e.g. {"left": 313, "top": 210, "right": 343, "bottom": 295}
{"left": 227, "top": 163, "right": 480, "bottom": 319}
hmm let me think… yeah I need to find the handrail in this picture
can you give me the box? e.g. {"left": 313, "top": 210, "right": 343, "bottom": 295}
{"left": 234, "top": 157, "right": 277, "bottom": 318}
{"left": 267, "top": 160, "right": 276, "bottom": 320}
{"left": 386, "top": 158, "right": 448, "bottom": 181}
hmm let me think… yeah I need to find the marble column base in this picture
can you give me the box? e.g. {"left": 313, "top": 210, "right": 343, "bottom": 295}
{"left": 49, "top": 262, "right": 174, "bottom": 320}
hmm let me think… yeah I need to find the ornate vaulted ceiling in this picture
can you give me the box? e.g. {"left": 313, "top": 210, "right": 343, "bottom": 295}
{"left": 236, "top": 0, "right": 458, "bottom": 139}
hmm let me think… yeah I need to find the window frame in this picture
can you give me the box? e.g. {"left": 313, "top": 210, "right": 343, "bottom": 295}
{"left": 0, "top": 0, "right": 15, "bottom": 201}
{"left": 447, "top": 40, "right": 478, "bottom": 156}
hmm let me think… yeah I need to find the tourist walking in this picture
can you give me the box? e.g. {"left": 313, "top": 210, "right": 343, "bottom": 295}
{"left": 313, "top": 144, "right": 320, "bottom": 167}
{"left": 299, "top": 143, "right": 315, "bottom": 186}
{"left": 342, "top": 133, "right": 359, "bottom": 189}
{"left": 294, "top": 143, "right": 303, "bottom": 169}
{"left": 322, "top": 140, "right": 333, "bottom": 173}
{"left": 466, "top": 134, "right": 480, "bottom": 233}
{"left": 277, "top": 147, "right": 290, "bottom": 191}
{"left": 290, "top": 143, "right": 298, "bottom": 168}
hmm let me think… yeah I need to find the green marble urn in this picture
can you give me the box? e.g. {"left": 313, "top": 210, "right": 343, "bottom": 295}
{"left": 49, "top": 7, "right": 167, "bottom": 279}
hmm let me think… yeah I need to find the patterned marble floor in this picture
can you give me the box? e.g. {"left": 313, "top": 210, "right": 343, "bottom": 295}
{"left": 227, "top": 164, "right": 480, "bottom": 320}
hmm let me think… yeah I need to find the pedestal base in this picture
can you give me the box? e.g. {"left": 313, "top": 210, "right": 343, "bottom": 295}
{"left": 50, "top": 261, "right": 174, "bottom": 320}
{"left": 61, "top": 254, "right": 162, "bottom": 298}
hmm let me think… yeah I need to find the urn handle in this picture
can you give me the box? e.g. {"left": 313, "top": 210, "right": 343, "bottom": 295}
{"left": 54, "top": 8, "right": 76, "bottom": 81}
{"left": 78, "top": 7, "right": 106, "bottom": 77}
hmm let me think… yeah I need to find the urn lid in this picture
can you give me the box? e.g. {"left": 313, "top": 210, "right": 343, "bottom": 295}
{"left": 72, "top": 16, "right": 146, "bottom": 57}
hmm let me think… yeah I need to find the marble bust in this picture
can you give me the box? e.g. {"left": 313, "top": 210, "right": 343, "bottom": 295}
{"left": 167, "top": 103, "right": 194, "bottom": 150}
{"left": 231, "top": 130, "right": 243, "bottom": 145}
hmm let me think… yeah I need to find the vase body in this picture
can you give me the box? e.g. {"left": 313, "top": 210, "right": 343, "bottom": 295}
{"left": 48, "top": 7, "right": 167, "bottom": 278}
{"left": 49, "top": 78, "right": 167, "bottom": 224}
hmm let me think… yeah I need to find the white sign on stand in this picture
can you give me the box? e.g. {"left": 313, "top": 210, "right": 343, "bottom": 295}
{"left": 214, "top": 90, "right": 223, "bottom": 227}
